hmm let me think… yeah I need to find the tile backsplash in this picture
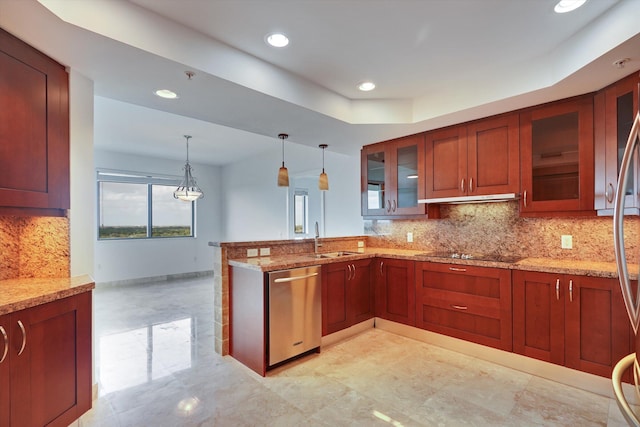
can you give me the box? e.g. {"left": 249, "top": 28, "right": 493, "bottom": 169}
{"left": 0, "top": 216, "right": 70, "bottom": 280}
{"left": 365, "top": 201, "right": 640, "bottom": 263}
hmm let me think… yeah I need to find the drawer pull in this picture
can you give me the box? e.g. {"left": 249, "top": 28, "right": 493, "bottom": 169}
{"left": 17, "top": 320, "right": 26, "bottom": 356}
{"left": 449, "top": 267, "right": 467, "bottom": 272}
{"left": 451, "top": 305, "right": 468, "bottom": 310}
{"left": 555, "top": 278, "right": 560, "bottom": 301}
{"left": 460, "top": 178, "right": 466, "bottom": 193}
{"left": 0, "top": 326, "right": 7, "bottom": 364}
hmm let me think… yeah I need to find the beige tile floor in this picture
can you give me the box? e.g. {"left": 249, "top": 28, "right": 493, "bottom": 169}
{"left": 79, "top": 275, "right": 633, "bottom": 426}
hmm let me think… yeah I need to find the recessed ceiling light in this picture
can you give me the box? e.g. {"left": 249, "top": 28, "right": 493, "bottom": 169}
{"left": 554, "top": 0, "right": 587, "bottom": 13}
{"left": 266, "top": 33, "right": 289, "bottom": 48}
{"left": 155, "top": 89, "right": 178, "bottom": 99}
{"left": 358, "top": 81, "right": 376, "bottom": 92}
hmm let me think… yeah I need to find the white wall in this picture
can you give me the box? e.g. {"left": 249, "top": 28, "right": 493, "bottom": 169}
{"left": 222, "top": 142, "right": 363, "bottom": 241}
{"left": 69, "top": 70, "right": 95, "bottom": 278}
{"left": 93, "top": 149, "right": 222, "bottom": 283}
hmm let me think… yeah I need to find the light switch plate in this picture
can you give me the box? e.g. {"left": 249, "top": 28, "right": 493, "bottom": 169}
{"left": 407, "top": 232, "right": 413, "bottom": 243}
{"left": 561, "top": 235, "right": 573, "bottom": 249}
{"left": 260, "top": 247, "right": 271, "bottom": 256}
{"left": 247, "top": 248, "right": 259, "bottom": 257}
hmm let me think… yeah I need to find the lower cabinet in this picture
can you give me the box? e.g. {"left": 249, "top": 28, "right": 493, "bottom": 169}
{"left": 513, "top": 270, "right": 631, "bottom": 378}
{"left": 415, "top": 262, "right": 512, "bottom": 351}
{"left": 0, "top": 292, "right": 92, "bottom": 427}
{"left": 374, "top": 258, "right": 415, "bottom": 326}
{"left": 322, "top": 259, "right": 373, "bottom": 335}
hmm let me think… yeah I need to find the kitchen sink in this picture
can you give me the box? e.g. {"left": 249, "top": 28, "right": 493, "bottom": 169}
{"left": 316, "top": 251, "right": 361, "bottom": 258}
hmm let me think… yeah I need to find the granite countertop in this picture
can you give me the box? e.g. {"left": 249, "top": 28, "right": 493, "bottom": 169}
{"left": 228, "top": 248, "right": 635, "bottom": 279}
{"left": 0, "top": 275, "right": 95, "bottom": 316}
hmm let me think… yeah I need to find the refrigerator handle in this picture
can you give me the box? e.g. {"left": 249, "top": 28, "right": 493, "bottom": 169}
{"left": 613, "top": 111, "right": 640, "bottom": 334}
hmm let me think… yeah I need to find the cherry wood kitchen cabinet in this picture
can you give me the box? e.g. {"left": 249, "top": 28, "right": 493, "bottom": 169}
{"left": 513, "top": 270, "right": 631, "bottom": 378}
{"left": 1, "top": 292, "right": 92, "bottom": 427}
{"left": 322, "top": 259, "right": 373, "bottom": 335}
{"left": 415, "top": 262, "right": 512, "bottom": 351}
{"left": 424, "top": 113, "right": 519, "bottom": 201}
{"left": 594, "top": 71, "right": 640, "bottom": 215}
{"left": 0, "top": 28, "right": 70, "bottom": 217}
{"left": 519, "top": 95, "right": 595, "bottom": 216}
{"left": 374, "top": 258, "right": 415, "bottom": 326}
{"left": 361, "top": 134, "right": 438, "bottom": 218}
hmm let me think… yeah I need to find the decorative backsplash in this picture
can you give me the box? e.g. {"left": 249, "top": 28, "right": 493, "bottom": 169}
{"left": 365, "top": 201, "right": 640, "bottom": 263}
{"left": 0, "top": 216, "right": 70, "bottom": 280}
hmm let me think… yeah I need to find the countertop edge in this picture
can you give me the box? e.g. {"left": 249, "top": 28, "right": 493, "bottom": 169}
{"left": 0, "top": 275, "right": 96, "bottom": 316}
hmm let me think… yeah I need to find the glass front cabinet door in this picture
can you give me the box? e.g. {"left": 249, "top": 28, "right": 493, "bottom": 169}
{"left": 520, "top": 95, "right": 595, "bottom": 216}
{"left": 361, "top": 134, "right": 427, "bottom": 218}
{"left": 595, "top": 72, "right": 640, "bottom": 215}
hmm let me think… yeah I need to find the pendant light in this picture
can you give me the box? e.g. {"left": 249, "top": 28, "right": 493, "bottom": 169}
{"left": 173, "top": 135, "right": 204, "bottom": 202}
{"left": 277, "top": 133, "right": 290, "bottom": 187}
{"left": 318, "top": 144, "right": 329, "bottom": 191}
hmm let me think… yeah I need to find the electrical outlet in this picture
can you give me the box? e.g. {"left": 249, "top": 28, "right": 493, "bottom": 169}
{"left": 407, "top": 232, "right": 413, "bottom": 243}
{"left": 259, "top": 247, "right": 271, "bottom": 256}
{"left": 247, "top": 248, "right": 258, "bottom": 257}
{"left": 561, "top": 235, "right": 573, "bottom": 249}
{"left": 357, "top": 241, "right": 365, "bottom": 248}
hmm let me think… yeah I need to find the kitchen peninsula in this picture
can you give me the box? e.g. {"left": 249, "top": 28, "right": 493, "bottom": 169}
{"left": 212, "top": 209, "right": 636, "bottom": 398}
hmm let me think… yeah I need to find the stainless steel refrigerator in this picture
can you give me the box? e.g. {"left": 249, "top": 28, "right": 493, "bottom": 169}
{"left": 613, "top": 110, "right": 640, "bottom": 425}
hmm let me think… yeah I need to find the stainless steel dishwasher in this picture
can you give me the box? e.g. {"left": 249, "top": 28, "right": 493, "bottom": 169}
{"left": 268, "top": 265, "right": 321, "bottom": 366}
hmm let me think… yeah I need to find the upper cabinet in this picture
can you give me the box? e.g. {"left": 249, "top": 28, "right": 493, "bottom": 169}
{"left": 594, "top": 72, "right": 640, "bottom": 216}
{"left": 0, "top": 29, "right": 70, "bottom": 216}
{"left": 424, "top": 113, "right": 519, "bottom": 201}
{"left": 520, "top": 95, "right": 595, "bottom": 216}
{"left": 361, "top": 134, "right": 437, "bottom": 218}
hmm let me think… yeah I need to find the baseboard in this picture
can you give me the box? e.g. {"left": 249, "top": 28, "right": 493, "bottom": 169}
{"left": 321, "top": 319, "right": 375, "bottom": 348}
{"left": 374, "top": 318, "right": 640, "bottom": 403}
{"left": 96, "top": 270, "right": 213, "bottom": 287}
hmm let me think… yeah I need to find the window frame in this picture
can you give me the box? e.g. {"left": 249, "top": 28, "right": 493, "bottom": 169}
{"left": 97, "top": 169, "right": 197, "bottom": 241}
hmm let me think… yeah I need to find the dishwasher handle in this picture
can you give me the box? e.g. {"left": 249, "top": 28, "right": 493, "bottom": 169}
{"left": 273, "top": 272, "right": 319, "bottom": 283}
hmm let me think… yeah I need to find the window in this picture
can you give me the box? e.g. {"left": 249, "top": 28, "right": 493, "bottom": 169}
{"left": 293, "top": 189, "right": 308, "bottom": 235}
{"left": 97, "top": 170, "right": 195, "bottom": 240}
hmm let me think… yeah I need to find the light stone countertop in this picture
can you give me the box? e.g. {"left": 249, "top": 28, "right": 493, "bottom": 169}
{"left": 0, "top": 275, "right": 95, "bottom": 316}
{"left": 228, "top": 248, "right": 636, "bottom": 279}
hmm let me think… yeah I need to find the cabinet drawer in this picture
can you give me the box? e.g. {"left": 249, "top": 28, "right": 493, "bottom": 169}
{"left": 416, "top": 262, "right": 512, "bottom": 351}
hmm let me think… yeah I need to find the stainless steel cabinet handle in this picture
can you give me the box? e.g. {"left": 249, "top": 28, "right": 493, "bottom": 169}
{"left": 380, "top": 261, "right": 384, "bottom": 275}
{"left": 449, "top": 267, "right": 467, "bottom": 272}
{"left": 17, "top": 320, "right": 26, "bottom": 356}
{"left": 460, "top": 178, "right": 466, "bottom": 193}
{"left": 523, "top": 190, "right": 528, "bottom": 208}
{"left": 386, "top": 200, "right": 391, "bottom": 213}
{"left": 274, "top": 273, "right": 319, "bottom": 283}
{"left": 0, "top": 326, "right": 7, "bottom": 364}
{"left": 469, "top": 177, "right": 474, "bottom": 193}
{"left": 569, "top": 280, "right": 573, "bottom": 302}
{"left": 451, "top": 305, "right": 468, "bottom": 310}
{"left": 555, "top": 279, "right": 560, "bottom": 301}
{"left": 606, "top": 183, "right": 614, "bottom": 204}
{"left": 392, "top": 200, "right": 397, "bottom": 212}
{"left": 348, "top": 264, "right": 355, "bottom": 281}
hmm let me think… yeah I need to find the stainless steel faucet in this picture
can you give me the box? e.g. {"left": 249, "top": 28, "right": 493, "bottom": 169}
{"left": 314, "top": 221, "right": 322, "bottom": 254}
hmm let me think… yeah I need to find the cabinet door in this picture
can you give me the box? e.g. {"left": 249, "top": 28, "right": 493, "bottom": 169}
{"left": 512, "top": 271, "right": 564, "bottom": 365}
{"left": 0, "top": 29, "right": 69, "bottom": 214}
{"left": 351, "top": 259, "right": 373, "bottom": 324}
{"left": 467, "top": 113, "right": 520, "bottom": 197}
{"left": 10, "top": 292, "right": 92, "bottom": 427}
{"left": 322, "top": 262, "right": 350, "bottom": 335}
{"left": 375, "top": 258, "right": 415, "bottom": 326}
{"left": 0, "top": 315, "right": 9, "bottom": 427}
{"left": 361, "top": 143, "right": 388, "bottom": 217}
{"left": 425, "top": 125, "right": 467, "bottom": 200}
{"left": 387, "top": 135, "right": 426, "bottom": 216}
{"left": 416, "top": 262, "right": 512, "bottom": 351}
{"left": 565, "top": 276, "right": 631, "bottom": 378}
{"left": 520, "top": 96, "right": 594, "bottom": 215}
{"left": 595, "top": 73, "right": 640, "bottom": 214}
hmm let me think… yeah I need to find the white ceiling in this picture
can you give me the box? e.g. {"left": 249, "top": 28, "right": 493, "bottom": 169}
{"left": 1, "top": 0, "right": 639, "bottom": 166}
